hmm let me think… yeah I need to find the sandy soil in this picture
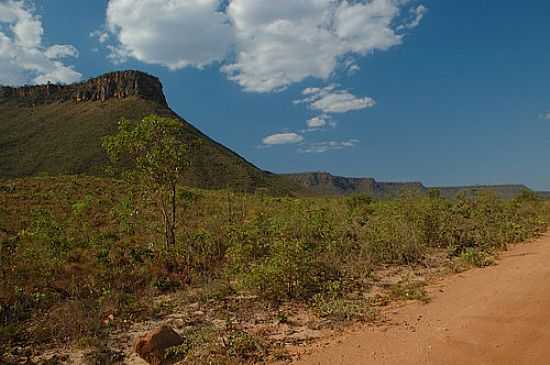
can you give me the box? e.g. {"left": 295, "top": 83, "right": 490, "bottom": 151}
{"left": 292, "top": 233, "right": 550, "bottom": 365}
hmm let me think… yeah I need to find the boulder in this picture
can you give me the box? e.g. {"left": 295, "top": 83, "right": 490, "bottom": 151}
{"left": 133, "top": 325, "right": 184, "bottom": 365}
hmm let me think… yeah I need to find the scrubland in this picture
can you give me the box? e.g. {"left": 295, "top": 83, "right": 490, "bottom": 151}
{"left": 1, "top": 177, "right": 548, "bottom": 364}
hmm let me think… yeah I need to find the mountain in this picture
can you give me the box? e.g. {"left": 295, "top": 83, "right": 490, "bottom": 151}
{"left": 0, "top": 70, "right": 299, "bottom": 194}
{"left": 1, "top": 71, "right": 543, "bottom": 199}
{"left": 283, "top": 172, "right": 426, "bottom": 198}
{"left": 435, "top": 185, "right": 532, "bottom": 200}
{"left": 285, "top": 172, "right": 536, "bottom": 199}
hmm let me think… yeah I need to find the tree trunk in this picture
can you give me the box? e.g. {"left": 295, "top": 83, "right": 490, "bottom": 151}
{"left": 160, "top": 193, "right": 176, "bottom": 250}
{"left": 171, "top": 183, "right": 177, "bottom": 243}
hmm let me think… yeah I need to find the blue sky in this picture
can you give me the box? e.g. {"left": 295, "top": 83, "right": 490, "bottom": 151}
{"left": 1, "top": 0, "right": 550, "bottom": 190}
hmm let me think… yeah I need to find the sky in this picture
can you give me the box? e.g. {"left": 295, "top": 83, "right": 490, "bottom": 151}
{"left": 1, "top": 0, "right": 550, "bottom": 190}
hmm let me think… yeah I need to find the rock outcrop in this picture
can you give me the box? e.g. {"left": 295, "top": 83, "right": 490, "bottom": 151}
{"left": 133, "top": 325, "right": 184, "bottom": 365}
{"left": 0, "top": 70, "right": 168, "bottom": 106}
{"left": 284, "top": 171, "right": 426, "bottom": 197}
{"left": 284, "top": 172, "right": 533, "bottom": 199}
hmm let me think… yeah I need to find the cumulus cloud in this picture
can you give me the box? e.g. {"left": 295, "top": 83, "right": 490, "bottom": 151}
{"left": 224, "top": 0, "right": 413, "bottom": 92}
{"left": 296, "top": 85, "right": 376, "bottom": 114}
{"left": 105, "top": 0, "right": 233, "bottom": 70}
{"left": 99, "top": 0, "right": 426, "bottom": 92}
{"left": 262, "top": 132, "right": 304, "bottom": 145}
{"left": 540, "top": 112, "right": 550, "bottom": 120}
{"left": 0, "top": 0, "right": 81, "bottom": 85}
{"left": 299, "top": 139, "right": 360, "bottom": 153}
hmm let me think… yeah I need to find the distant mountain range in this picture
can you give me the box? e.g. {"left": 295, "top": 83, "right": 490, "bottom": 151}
{"left": 0, "top": 71, "right": 545, "bottom": 199}
{"left": 284, "top": 172, "right": 544, "bottom": 199}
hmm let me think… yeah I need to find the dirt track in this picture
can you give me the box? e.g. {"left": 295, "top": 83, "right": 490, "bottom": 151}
{"left": 294, "top": 234, "right": 550, "bottom": 365}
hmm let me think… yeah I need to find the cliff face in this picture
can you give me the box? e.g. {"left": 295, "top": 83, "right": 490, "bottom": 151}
{"left": 285, "top": 172, "right": 533, "bottom": 199}
{"left": 283, "top": 172, "right": 424, "bottom": 197}
{"left": 0, "top": 70, "right": 168, "bottom": 107}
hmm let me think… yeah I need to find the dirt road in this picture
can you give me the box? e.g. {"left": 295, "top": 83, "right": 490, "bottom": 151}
{"left": 294, "top": 234, "right": 550, "bottom": 365}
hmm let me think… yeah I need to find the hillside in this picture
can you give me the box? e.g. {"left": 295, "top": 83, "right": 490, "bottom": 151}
{"left": 0, "top": 70, "right": 298, "bottom": 194}
{"left": 285, "top": 172, "right": 537, "bottom": 199}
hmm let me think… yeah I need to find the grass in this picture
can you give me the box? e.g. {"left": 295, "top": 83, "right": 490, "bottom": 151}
{"left": 164, "top": 325, "right": 269, "bottom": 365}
{"left": 1, "top": 176, "right": 548, "bottom": 360}
{"left": 0, "top": 97, "right": 301, "bottom": 195}
{"left": 389, "top": 278, "right": 430, "bottom": 303}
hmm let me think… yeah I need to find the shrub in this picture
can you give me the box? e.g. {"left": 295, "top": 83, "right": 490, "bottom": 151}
{"left": 230, "top": 238, "right": 339, "bottom": 300}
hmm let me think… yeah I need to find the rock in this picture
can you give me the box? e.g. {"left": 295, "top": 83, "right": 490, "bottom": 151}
{"left": 133, "top": 325, "right": 184, "bottom": 365}
{"left": 0, "top": 230, "right": 9, "bottom": 243}
{"left": 0, "top": 70, "right": 168, "bottom": 107}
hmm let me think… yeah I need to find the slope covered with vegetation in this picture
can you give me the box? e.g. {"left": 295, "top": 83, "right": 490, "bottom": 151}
{"left": 0, "top": 71, "right": 299, "bottom": 195}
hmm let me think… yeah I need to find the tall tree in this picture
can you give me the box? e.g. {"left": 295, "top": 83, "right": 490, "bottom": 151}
{"left": 103, "top": 115, "right": 188, "bottom": 248}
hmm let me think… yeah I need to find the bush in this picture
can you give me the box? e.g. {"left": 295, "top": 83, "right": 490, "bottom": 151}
{"left": 230, "top": 237, "right": 340, "bottom": 300}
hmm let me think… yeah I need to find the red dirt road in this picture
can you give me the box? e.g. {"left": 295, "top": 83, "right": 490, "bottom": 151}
{"left": 294, "top": 234, "right": 550, "bottom": 365}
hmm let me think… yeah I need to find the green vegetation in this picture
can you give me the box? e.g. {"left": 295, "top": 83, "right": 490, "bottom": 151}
{"left": 103, "top": 115, "right": 190, "bottom": 247}
{"left": 1, "top": 174, "right": 548, "bottom": 360}
{"left": 165, "top": 326, "right": 269, "bottom": 365}
{"left": 0, "top": 96, "right": 300, "bottom": 195}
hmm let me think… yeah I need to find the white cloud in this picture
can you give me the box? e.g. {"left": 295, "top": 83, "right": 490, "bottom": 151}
{"left": 347, "top": 64, "right": 361, "bottom": 75}
{"left": 0, "top": 1, "right": 81, "bottom": 85}
{"left": 306, "top": 115, "right": 328, "bottom": 129}
{"left": 44, "top": 45, "right": 79, "bottom": 59}
{"left": 224, "top": 0, "right": 416, "bottom": 92}
{"left": 299, "top": 139, "right": 360, "bottom": 153}
{"left": 398, "top": 5, "right": 428, "bottom": 31}
{"left": 262, "top": 132, "right": 304, "bottom": 145}
{"left": 90, "top": 30, "right": 109, "bottom": 44}
{"left": 105, "top": 0, "right": 233, "bottom": 70}
{"left": 33, "top": 65, "right": 82, "bottom": 85}
{"left": 106, "top": 44, "right": 130, "bottom": 64}
{"left": 541, "top": 112, "right": 550, "bottom": 120}
{"left": 99, "top": 0, "right": 425, "bottom": 93}
{"left": 296, "top": 85, "right": 376, "bottom": 114}
{"left": 312, "top": 91, "right": 376, "bottom": 113}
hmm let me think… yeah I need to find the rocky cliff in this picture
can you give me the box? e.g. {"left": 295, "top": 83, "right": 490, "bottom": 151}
{"left": 285, "top": 172, "right": 533, "bottom": 199}
{"left": 0, "top": 70, "right": 168, "bottom": 107}
{"left": 284, "top": 172, "right": 426, "bottom": 197}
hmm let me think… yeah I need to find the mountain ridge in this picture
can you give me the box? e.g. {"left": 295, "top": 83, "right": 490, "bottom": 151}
{"left": 0, "top": 70, "right": 300, "bottom": 194}
{"left": 284, "top": 171, "right": 537, "bottom": 199}
{"left": 0, "top": 70, "right": 168, "bottom": 106}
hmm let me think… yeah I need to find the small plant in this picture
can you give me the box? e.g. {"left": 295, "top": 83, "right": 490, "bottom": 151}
{"left": 389, "top": 278, "right": 430, "bottom": 303}
{"left": 458, "top": 248, "right": 495, "bottom": 268}
{"left": 312, "top": 294, "right": 366, "bottom": 321}
{"left": 165, "top": 326, "right": 268, "bottom": 365}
